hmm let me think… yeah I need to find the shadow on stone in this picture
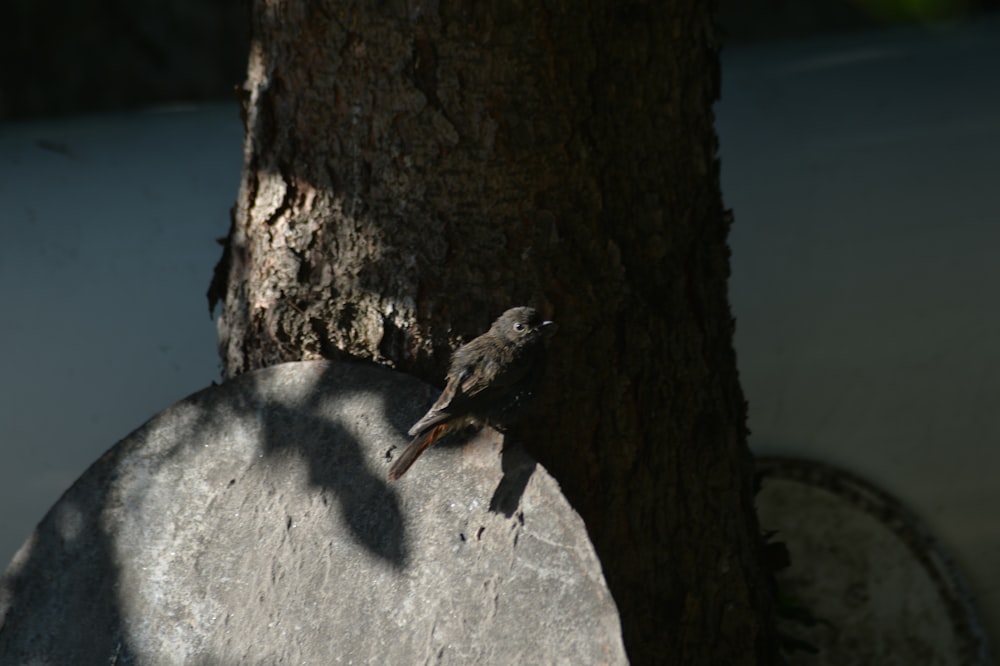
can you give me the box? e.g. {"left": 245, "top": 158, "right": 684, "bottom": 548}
{"left": 0, "top": 446, "right": 135, "bottom": 663}
{"left": 251, "top": 362, "right": 408, "bottom": 566}
{"left": 0, "top": 360, "right": 625, "bottom": 664}
{"left": 489, "top": 441, "right": 538, "bottom": 518}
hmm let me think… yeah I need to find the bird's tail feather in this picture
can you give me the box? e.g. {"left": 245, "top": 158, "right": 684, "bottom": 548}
{"left": 387, "top": 423, "right": 449, "bottom": 480}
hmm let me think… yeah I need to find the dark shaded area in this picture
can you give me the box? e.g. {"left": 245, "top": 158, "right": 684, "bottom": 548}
{"left": 0, "top": 445, "right": 134, "bottom": 663}
{"left": 5, "top": 0, "right": 996, "bottom": 124}
{"left": 0, "top": 0, "right": 249, "bottom": 120}
{"left": 756, "top": 457, "right": 992, "bottom": 664}
{"left": 489, "top": 441, "right": 537, "bottom": 518}
{"left": 719, "top": 0, "right": 1000, "bottom": 43}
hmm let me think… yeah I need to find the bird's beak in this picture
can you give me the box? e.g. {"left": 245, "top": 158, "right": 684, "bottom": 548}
{"left": 540, "top": 320, "right": 558, "bottom": 338}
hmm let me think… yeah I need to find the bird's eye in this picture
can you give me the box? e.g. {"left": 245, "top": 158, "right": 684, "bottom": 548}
{"left": 513, "top": 322, "right": 525, "bottom": 332}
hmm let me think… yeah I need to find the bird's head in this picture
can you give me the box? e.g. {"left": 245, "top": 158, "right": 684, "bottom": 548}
{"left": 492, "top": 306, "right": 557, "bottom": 344}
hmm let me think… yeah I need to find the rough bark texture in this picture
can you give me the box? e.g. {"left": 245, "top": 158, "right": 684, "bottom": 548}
{"left": 211, "top": 1, "right": 779, "bottom": 663}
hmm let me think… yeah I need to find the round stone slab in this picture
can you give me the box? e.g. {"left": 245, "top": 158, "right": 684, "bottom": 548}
{"left": 0, "top": 360, "right": 625, "bottom": 665}
{"left": 756, "top": 457, "right": 992, "bottom": 666}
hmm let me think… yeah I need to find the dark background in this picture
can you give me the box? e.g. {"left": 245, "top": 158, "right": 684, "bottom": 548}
{"left": 3, "top": 0, "right": 998, "bottom": 120}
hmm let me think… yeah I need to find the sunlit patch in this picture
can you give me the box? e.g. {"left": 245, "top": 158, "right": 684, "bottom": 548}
{"left": 54, "top": 501, "right": 84, "bottom": 543}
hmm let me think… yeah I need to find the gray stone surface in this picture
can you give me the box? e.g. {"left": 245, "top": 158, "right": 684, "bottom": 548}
{"left": 0, "top": 360, "right": 625, "bottom": 665}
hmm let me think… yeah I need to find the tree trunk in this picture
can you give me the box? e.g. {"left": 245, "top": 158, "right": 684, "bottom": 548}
{"left": 210, "top": 1, "right": 779, "bottom": 663}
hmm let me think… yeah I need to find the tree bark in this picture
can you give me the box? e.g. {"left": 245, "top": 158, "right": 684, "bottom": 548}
{"left": 210, "top": 1, "right": 779, "bottom": 663}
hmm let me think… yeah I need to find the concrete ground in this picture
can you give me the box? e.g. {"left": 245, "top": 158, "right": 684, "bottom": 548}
{"left": 1, "top": 13, "right": 997, "bottom": 652}
{"left": 0, "top": 105, "right": 239, "bottom": 567}
{"left": 718, "top": 14, "right": 1000, "bottom": 645}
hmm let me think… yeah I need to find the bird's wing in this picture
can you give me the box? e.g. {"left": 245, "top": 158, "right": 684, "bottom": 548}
{"left": 406, "top": 343, "right": 524, "bottom": 437}
{"left": 406, "top": 369, "right": 465, "bottom": 436}
{"left": 459, "top": 357, "right": 499, "bottom": 395}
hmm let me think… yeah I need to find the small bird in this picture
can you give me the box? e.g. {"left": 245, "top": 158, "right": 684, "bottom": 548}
{"left": 388, "top": 306, "right": 557, "bottom": 480}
